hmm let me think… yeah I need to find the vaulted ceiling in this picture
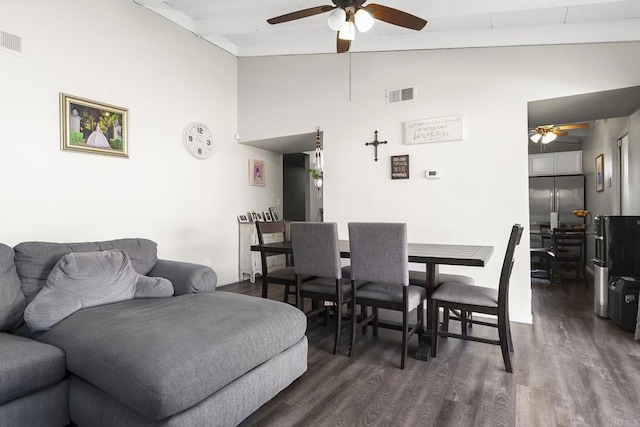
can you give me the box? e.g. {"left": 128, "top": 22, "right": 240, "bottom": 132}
{"left": 134, "top": 0, "right": 640, "bottom": 57}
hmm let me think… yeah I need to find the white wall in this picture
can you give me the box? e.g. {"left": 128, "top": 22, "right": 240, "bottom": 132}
{"left": 0, "top": 0, "right": 282, "bottom": 285}
{"left": 239, "top": 43, "right": 640, "bottom": 323}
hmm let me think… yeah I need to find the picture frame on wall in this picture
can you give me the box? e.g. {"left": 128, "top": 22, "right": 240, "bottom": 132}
{"left": 255, "top": 212, "right": 264, "bottom": 222}
{"left": 250, "top": 212, "right": 258, "bottom": 222}
{"left": 249, "top": 159, "right": 265, "bottom": 186}
{"left": 596, "top": 154, "right": 604, "bottom": 192}
{"left": 59, "top": 93, "right": 129, "bottom": 158}
{"left": 263, "top": 211, "right": 273, "bottom": 222}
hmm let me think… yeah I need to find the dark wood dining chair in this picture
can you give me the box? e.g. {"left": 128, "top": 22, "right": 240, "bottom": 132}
{"left": 290, "top": 222, "right": 355, "bottom": 355}
{"left": 530, "top": 223, "right": 553, "bottom": 281}
{"left": 549, "top": 227, "right": 587, "bottom": 288}
{"left": 348, "top": 222, "right": 426, "bottom": 369}
{"left": 430, "top": 224, "right": 524, "bottom": 373}
{"left": 256, "top": 220, "right": 309, "bottom": 305}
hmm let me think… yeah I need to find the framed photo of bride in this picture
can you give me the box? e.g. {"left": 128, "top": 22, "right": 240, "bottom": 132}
{"left": 59, "top": 93, "right": 129, "bottom": 158}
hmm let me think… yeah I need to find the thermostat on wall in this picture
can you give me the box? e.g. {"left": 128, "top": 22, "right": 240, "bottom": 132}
{"left": 426, "top": 170, "right": 441, "bottom": 179}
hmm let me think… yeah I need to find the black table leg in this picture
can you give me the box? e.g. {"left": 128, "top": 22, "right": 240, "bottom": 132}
{"left": 415, "top": 264, "right": 439, "bottom": 361}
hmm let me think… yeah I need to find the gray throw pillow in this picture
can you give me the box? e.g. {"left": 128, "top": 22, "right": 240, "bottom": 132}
{"left": 0, "top": 243, "right": 26, "bottom": 331}
{"left": 24, "top": 250, "right": 173, "bottom": 332}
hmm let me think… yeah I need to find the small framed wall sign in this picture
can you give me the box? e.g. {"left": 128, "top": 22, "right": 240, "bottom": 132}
{"left": 404, "top": 115, "right": 463, "bottom": 145}
{"left": 60, "top": 93, "right": 128, "bottom": 157}
{"left": 596, "top": 154, "right": 604, "bottom": 192}
{"left": 391, "top": 155, "right": 410, "bottom": 180}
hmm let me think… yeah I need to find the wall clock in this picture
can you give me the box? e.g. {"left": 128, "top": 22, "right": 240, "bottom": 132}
{"left": 183, "top": 122, "right": 214, "bottom": 159}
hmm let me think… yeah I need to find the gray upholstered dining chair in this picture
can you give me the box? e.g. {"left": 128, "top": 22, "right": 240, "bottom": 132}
{"left": 348, "top": 222, "right": 427, "bottom": 369}
{"left": 430, "top": 224, "right": 524, "bottom": 373}
{"left": 290, "top": 222, "right": 355, "bottom": 355}
{"left": 256, "top": 220, "right": 309, "bottom": 305}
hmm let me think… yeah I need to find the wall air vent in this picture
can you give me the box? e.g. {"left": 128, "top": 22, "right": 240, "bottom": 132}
{"left": 1, "top": 30, "right": 22, "bottom": 55}
{"left": 386, "top": 86, "right": 415, "bottom": 105}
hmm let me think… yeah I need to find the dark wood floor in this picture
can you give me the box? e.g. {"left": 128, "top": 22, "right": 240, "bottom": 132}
{"left": 219, "top": 274, "right": 640, "bottom": 427}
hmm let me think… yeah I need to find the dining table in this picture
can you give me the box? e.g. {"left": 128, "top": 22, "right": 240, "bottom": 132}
{"left": 251, "top": 239, "right": 494, "bottom": 360}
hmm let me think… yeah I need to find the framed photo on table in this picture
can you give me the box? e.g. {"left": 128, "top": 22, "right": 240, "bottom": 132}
{"left": 269, "top": 207, "right": 279, "bottom": 221}
{"left": 595, "top": 154, "right": 604, "bottom": 192}
{"left": 263, "top": 211, "right": 273, "bottom": 222}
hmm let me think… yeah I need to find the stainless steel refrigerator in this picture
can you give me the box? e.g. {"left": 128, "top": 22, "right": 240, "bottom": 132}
{"left": 529, "top": 175, "right": 585, "bottom": 247}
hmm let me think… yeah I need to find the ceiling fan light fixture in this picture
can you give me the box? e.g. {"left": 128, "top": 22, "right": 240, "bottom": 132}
{"left": 355, "top": 9, "right": 374, "bottom": 32}
{"left": 541, "top": 132, "right": 557, "bottom": 144}
{"left": 327, "top": 8, "right": 346, "bottom": 31}
{"left": 338, "top": 21, "right": 355, "bottom": 41}
{"left": 530, "top": 133, "right": 542, "bottom": 143}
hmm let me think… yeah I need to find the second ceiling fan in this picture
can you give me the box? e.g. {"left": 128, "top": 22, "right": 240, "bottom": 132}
{"left": 267, "top": 0, "right": 427, "bottom": 53}
{"left": 529, "top": 123, "right": 590, "bottom": 144}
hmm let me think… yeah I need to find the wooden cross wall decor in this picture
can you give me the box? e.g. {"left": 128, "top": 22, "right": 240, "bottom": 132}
{"left": 365, "top": 131, "right": 388, "bottom": 162}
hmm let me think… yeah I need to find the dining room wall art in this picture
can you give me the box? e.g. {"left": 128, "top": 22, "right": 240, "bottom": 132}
{"left": 249, "top": 159, "right": 265, "bottom": 186}
{"left": 391, "top": 155, "right": 410, "bottom": 179}
{"left": 596, "top": 153, "right": 604, "bottom": 192}
{"left": 59, "top": 93, "right": 128, "bottom": 158}
{"left": 404, "top": 115, "right": 463, "bottom": 144}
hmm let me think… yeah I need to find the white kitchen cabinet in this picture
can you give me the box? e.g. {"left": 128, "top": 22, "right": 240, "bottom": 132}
{"left": 529, "top": 151, "right": 582, "bottom": 176}
{"left": 238, "top": 223, "right": 286, "bottom": 283}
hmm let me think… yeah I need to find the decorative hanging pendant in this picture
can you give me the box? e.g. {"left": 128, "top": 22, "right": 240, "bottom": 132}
{"left": 313, "top": 127, "right": 323, "bottom": 199}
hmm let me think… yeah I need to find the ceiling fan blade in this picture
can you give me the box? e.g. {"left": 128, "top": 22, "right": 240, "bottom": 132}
{"left": 364, "top": 4, "right": 427, "bottom": 31}
{"left": 267, "top": 5, "right": 336, "bottom": 25}
{"left": 554, "top": 123, "right": 590, "bottom": 130}
{"left": 337, "top": 34, "right": 351, "bottom": 53}
{"left": 552, "top": 130, "right": 568, "bottom": 136}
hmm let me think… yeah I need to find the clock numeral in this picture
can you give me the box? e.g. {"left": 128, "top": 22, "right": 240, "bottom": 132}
{"left": 206, "top": 140, "right": 211, "bottom": 145}
{"left": 197, "top": 127, "right": 203, "bottom": 134}
{"left": 188, "top": 136, "right": 193, "bottom": 142}
{"left": 198, "top": 148, "right": 202, "bottom": 155}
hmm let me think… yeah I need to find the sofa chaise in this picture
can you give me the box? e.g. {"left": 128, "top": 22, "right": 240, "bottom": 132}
{"left": 0, "top": 238, "right": 307, "bottom": 426}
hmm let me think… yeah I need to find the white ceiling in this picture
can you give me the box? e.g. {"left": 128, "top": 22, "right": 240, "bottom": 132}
{"left": 134, "top": 0, "right": 640, "bottom": 57}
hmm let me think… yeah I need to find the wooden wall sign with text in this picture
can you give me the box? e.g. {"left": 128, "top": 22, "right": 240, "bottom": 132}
{"left": 391, "top": 155, "right": 409, "bottom": 180}
{"left": 404, "top": 115, "right": 464, "bottom": 144}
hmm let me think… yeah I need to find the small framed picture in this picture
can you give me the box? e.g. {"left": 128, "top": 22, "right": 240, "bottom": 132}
{"left": 250, "top": 212, "right": 258, "bottom": 222}
{"left": 269, "top": 207, "right": 279, "bottom": 221}
{"left": 255, "top": 212, "right": 264, "bottom": 222}
{"left": 595, "top": 154, "right": 604, "bottom": 192}
{"left": 264, "top": 211, "right": 273, "bottom": 222}
{"left": 249, "top": 159, "right": 265, "bottom": 187}
{"left": 60, "top": 93, "right": 128, "bottom": 158}
{"left": 237, "top": 214, "right": 250, "bottom": 223}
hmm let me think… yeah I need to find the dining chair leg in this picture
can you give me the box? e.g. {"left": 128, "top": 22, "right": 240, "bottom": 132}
{"left": 441, "top": 307, "right": 449, "bottom": 339}
{"left": 430, "top": 299, "right": 440, "bottom": 358}
{"left": 504, "top": 308, "right": 514, "bottom": 353}
{"left": 261, "top": 277, "right": 268, "bottom": 299}
{"left": 349, "top": 280, "right": 357, "bottom": 357}
{"left": 401, "top": 303, "right": 408, "bottom": 370}
{"left": 461, "top": 311, "right": 468, "bottom": 336}
{"left": 361, "top": 305, "right": 368, "bottom": 335}
{"left": 334, "top": 287, "right": 342, "bottom": 355}
{"left": 283, "top": 285, "right": 290, "bottom": 304}
{"left": 498, "top": 313, "right": 512, "bottom": 373}
{"left": 373, "top": 307, "right": 379, "bottom": 337}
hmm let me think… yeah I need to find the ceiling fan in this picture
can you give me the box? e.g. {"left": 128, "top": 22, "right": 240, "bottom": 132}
{"left": 266, "top": 1, "right": 427, "bottom": 53}
{"left": 529, "top": 123, "right": 590, "bottom": 144}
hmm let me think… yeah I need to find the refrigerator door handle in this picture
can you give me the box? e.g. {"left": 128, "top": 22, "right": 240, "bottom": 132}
{"left": 555, "top": 189, "right": 560, "bottom": 213}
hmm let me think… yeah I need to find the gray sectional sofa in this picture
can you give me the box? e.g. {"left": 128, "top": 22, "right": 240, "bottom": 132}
{"left": 0, "top": 238, "right": 307, "bottom": 427}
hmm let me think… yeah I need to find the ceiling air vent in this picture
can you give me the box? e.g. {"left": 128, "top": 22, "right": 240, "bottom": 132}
{"left": 386, "top": 86, "right": 415, "bottom": 105}
{"left": 1, "top": 30, "right": 22, "bottom": 55}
